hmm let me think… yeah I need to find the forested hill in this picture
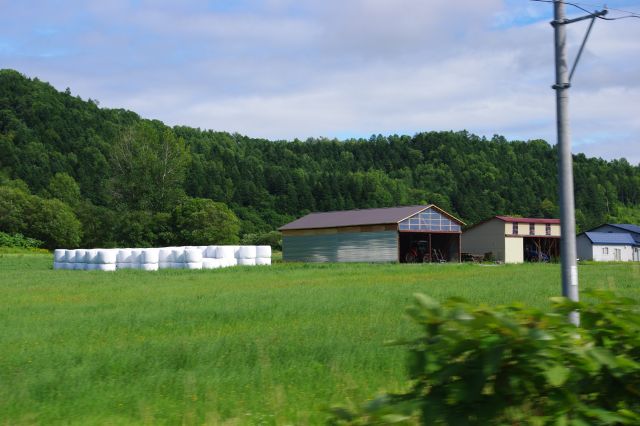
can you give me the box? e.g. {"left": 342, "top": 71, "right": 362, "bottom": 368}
{"left": 1, "top": 69, "right": 639, "bottom": 249}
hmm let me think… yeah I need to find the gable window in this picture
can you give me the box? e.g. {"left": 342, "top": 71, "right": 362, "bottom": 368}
{"left": 512, "top": 223, "right": 518, "bottom": 235}
{"left": 529, "top": 223, "right": 535, "bottom": 235}
{"left": 545, "top": 224, "right": 551, "bottom": 236}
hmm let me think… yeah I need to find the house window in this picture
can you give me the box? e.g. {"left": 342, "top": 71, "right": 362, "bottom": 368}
{"left": 602, "top": 247, "right": 609, "bottom": 255}
{"left": 529, "top": 223, "right": 535, "bottom": 235}
{"left": 512, "top": 223, "right": 518, "bottom": 235}
{"left": 545, "top": 224, "right": 551, "bottom": 236}
{"left": 614, "top": 249, "right": 622, "bottom": 261}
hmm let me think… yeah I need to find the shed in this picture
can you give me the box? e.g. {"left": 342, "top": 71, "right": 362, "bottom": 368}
{"left": 462, "top": 216, "right": 561, "bottom": 263}
{"left": 577, "top": 231, "right": 639, "bottom": 262}
{"left": 279, "top": 205, "right": 465, "bottom": 263}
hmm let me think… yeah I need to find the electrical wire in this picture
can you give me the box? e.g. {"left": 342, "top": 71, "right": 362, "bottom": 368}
{"left": 530, "top": 0, "right": 640, "bottom": 20}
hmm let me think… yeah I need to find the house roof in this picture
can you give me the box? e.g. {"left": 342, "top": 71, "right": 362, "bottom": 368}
{"left": 278, "top": 204, "right": 464, "bottom": 231}
{"left": 607, "top": 224, "right": 640, "bottom": 235}
{"left": 495, "top": 216, "right": 561, "bottom": 224}
{"left": 582, "top": 232, "right": 636, "bottom": 245}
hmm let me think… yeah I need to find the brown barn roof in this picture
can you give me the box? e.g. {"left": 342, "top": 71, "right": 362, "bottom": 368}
{"left": 279, "top": 205, "right": 464, "bottom": 231}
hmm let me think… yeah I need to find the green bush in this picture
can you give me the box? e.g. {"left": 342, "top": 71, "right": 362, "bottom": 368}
{"left": 330, "top": 291, "right": 640, "bottom": 425}
{"left": 0, "top": 185, "right": 82, "bottom": 249}
{"left": 0, "top": 231, "right": 43, "bottom": 249}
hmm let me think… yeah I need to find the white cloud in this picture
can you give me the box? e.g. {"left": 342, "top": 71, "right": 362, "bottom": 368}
{"left": 0, "top": 0, "right": 638, "bottom": 164}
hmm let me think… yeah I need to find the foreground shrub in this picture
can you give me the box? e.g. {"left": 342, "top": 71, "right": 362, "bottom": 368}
{"left": 329, "top": 291, "right": 640, "bottom": 425}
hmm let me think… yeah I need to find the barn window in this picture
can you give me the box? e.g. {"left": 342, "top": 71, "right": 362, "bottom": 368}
{"left": 602, "top": 247, "right": 609, "bottom": 255}
{"left": 398, "top": 208, "right": 461, "bottom": 232}
{"left": 545, "top": 224, "right": 551, "bottom": 236}
{"left": 529, "top": 223, "right": 535, "bottom": 235}
{"left": 512, "top": 223, "right": 518, "bottom": 235}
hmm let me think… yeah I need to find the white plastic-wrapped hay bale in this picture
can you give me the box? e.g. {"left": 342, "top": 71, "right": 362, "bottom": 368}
{"left": 53, "top": 249, "right": 66, "bottom": 270}
{"left": 158, "top": 248, "right": 174, "bottom": 269}
{"left": 202, "top": 258, "right": 221, "bottom": 269}
{"left": 142, "top": 248, "right": 159, "bottom": 264}
{"left": 116, "top": 249, "right": 133, "bottom": 269}
{"left": 255, "top": 257, "right": 271, "bottom": 266}
{"left": 96, "top": 263, "right": 117, "bottom": 272}
{"left": 237, "top": 258, "right": 256, "bottom": 266}
{"left": 204, "top": 245, "right": 218, "bottom": 258}
{"left": 54, "top": 249, "right": 66, "bottom": 262}
{"left": 216, "top": 246, "right": 235, "bottom": 259}
{"left": 74, "top": 249, "right": 87, "bottom": 270}
{"left": 129, "top": 249, "right": 143, "bottom": 270}
{"left": 238, "top": 246, "right": 257, "bottom": 259}
{"left": 184, "top": 248, "right": 202, "bottom": 263}
{"left": 221, "top": 257, "right": 238, "bottom": 268}
{"left": 96, "top": 249, "right": 117, "bottom": 265}
{"left": 140, "top": 263, "right": 159, "bottom": 271}
{"left": 185, "top": 262, "right": 202, "bottom": 270}
{"left": 85, "top": 249, "right": 99, "bottom": 264}
{"left": 63, "top": 249, "right": 76, "bottom": 270}
{"left": 169, "top": 248, "right": 186, "bottom": 269}
{"left": 256, "top": 245, "right": 272, "bottom": 258}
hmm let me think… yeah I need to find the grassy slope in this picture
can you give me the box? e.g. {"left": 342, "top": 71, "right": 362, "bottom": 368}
{"left": 0, "top": 254, "right": 638, "bottom": 425}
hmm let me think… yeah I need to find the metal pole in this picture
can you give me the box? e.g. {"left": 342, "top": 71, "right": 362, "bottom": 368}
{"left": 552, "top": 1, "right": 580, "bottom": 325}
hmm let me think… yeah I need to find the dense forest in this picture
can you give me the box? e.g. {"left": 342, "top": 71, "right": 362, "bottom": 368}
{"left": 1, "top": 69, "right": 639, "bottom": 249}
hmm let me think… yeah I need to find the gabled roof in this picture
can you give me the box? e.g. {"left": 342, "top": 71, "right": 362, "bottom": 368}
{"left": 581, "top": 232, "right": 636, "bottom": 245}
{"left": 279, "top": 205, "right": 464, "bottom": 231}
{"left": 495, "top": 216, "right": 560, "bottom": 224}
{"left": 607, "top": 224, "right": 640, "bottom": 235}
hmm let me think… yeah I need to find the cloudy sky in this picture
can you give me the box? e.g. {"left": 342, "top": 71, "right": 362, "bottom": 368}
{"left": 1, "top": 0, "right": 639, "bottom": 163}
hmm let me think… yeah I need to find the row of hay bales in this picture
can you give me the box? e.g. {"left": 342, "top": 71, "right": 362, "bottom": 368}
{"left": 53, "top": 245, "right": 272, "bottom": 271}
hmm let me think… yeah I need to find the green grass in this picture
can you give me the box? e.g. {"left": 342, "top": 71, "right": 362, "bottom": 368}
{"left": 1, "top": 254, "right": 638, "bottom": 425}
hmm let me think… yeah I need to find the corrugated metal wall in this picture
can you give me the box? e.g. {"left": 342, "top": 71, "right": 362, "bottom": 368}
{"left": 283, "top": 231, "right": 398, "bottom": 263}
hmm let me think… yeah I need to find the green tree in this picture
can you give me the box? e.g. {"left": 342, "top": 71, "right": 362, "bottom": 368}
{"left": 26, "top": 197, "right": 82, "bottom": 248}
{"left": 46, "top": 172, "right": 81, "bottom": 207}
{"left": 109, "top": 122, "right": 190, "bottom": 212}
{"left": 173, "top": 198, "right": 240, "bottom": 245}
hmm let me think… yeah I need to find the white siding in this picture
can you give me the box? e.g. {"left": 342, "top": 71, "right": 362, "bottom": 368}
{"left": 592, "top": 244, "right": 635, "bottom": 262}
{"left": 504, "top": 237, "right": 524, "bottom": 264}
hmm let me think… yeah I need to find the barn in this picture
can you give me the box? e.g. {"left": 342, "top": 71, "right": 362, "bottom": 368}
{"left": 462, "top": 216, "right": 561, "bottom": 263}
{"left": 279, "top": 205, "right": 465, "bottom": 263}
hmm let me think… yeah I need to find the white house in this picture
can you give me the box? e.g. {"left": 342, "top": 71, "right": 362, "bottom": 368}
{"left": 577, "top": 232, "right": 639, "bottom": 262}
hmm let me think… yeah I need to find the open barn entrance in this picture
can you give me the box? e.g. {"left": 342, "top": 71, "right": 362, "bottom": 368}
{"left": 399, "top": 232, "right": 460, "bottom": 263}
{"left": 523, "top": 237, "right": 560, "bottom": 262}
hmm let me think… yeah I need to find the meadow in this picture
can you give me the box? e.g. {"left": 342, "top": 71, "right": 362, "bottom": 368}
{"left": 0, "top": 253, "right": 638, "bottom": 425}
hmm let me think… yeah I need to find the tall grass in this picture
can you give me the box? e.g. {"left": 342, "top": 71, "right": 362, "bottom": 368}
{"left": 1, "top": 254, "right": 638, "bottom": 424}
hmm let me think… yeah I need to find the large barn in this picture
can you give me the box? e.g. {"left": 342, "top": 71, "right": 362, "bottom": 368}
{"left": 279, "top": 205, "right": 465, "bottom": 263}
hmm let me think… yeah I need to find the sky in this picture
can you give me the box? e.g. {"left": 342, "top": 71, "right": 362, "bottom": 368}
{"left": 1, "top": 0, "right": 639, "bottom": 164}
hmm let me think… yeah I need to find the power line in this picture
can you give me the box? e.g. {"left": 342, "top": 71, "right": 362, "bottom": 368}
{"left": 530, "top": 0, "right": 640, "bottom": 20}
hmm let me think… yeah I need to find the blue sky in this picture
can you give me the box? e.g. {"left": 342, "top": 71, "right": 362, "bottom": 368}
{"left": 1, "top": 0, "right": 639, "bottom": 164}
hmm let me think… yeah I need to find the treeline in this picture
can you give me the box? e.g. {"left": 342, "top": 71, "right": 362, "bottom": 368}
{"left": 1, "top": 69, "right": 639, "bottom": 248}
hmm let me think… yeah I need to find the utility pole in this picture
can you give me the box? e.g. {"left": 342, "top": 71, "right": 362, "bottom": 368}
{"left": 551, "top": 1, "right": 607, "bottom": 326}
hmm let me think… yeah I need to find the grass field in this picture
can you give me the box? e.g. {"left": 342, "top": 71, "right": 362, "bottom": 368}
{"left": 1, "top": 253, "right": 638, "bottom": 425}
